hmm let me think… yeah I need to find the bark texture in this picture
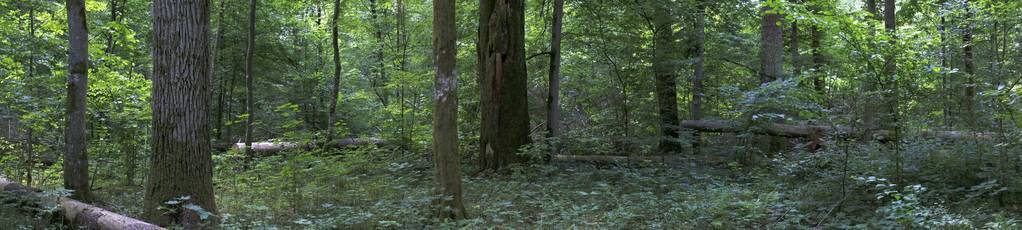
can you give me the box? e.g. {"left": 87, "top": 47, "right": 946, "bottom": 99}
{"left": 652, "top": 5, "right": 681, "bottom": 154}
{"left": 432, "top": 0, "right": 467, "bottom": 219}
{"left": 962, "top": 0, "right": 976, "bottom": 128}
{"left": 478, "top": 0, "right": 530, "bottom": 171}
{"left": 760, "top": 1, "right": 783, "bottom": 83}
{"left": 65, "top": 0, "right": 92, "bottom": 202}
{"left": 546, "top": 0, "right": 564, "bottom": 155}
{"left": 145, "top": 0, "right": 217, "bottom": 226}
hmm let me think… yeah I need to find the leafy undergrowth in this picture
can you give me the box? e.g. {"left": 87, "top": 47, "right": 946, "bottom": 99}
{"left": 75, "top": 142, "right": 1022, "bottom": 229}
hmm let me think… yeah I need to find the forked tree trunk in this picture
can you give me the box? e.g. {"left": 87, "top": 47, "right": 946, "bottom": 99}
{"left": 478, "top": 0, "right": 530, "bottom": 171}
{"left": 65, "top": 0, "right": 92, "bottom": 202}
{"left": 432, "top": 0, "right": 467, "bottom": 218}
{"left": 145, "top": 0, "right": 217, "bottom": 226}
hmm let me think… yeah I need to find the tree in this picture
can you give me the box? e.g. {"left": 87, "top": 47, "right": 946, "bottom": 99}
{"left": 760, "top": 0, "right": 783, "bottom": 83}
{"left": 478, "top": 0, "right": 530, "bottom": 171}
{"left": 546, "top": 0, "right": 564, "bottom": 156}
{"left": 432, "top": 0, "right": 466, "bottom": 219}
{"left": 962, "top": 0, "right": 976, "bottom": 128}
{"left": 144, "top": 0, "right": 217, "bottom": 226}
{"left": 651, "top": 3, "right": 682, "bottom": 154}
{"left": 244, "top": 0, "right": 257, "bottom": 158}
{"left": 326, "top": 0, "right": 342, "bottom": 144}
{"left": 690, "top": 0, "right": 707, "bottom": 154}
{"left": 65, "top": 0, "right": 92, "bottom": 202}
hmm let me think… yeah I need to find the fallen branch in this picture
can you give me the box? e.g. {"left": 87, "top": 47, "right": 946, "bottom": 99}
{"left": 219, "top": 137, "right": 386, "bottom": 154}
{"left": 1, "top": 178, "right": 164, "bottom": 229}
{"left": 681, "top": 119, "right": 993, "bottom": 141}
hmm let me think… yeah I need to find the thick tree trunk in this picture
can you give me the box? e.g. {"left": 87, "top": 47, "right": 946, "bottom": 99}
{"left": 546, "top": 0, "right": 564, "bottom": 156}
{"left": 1, "top": 178, "right": 164, "bottom": 229}
{"left": 760, "top": 1, "right": 783, "bottom": 83}
{"left": 326, "top": 0, "right": 342, "bottom": 144}
{"left": 145, "top": 0, "right": 217, "bottom": 226}
{"left": 478, "top": 0, "right": 530, "bottom": 171}
{"left": 432, "top": 0, "right": 467, "bottom": 218}
{"left": 65, "top": 0, "right": 92, "bottom": 202}
{"left": 653, "top": 5, "right": 682, "bottom": 154}
{"left": 691, "top": 0, "right": 706, "bottom": 154}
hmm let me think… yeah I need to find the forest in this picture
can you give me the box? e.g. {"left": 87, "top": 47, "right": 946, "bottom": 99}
{"left": 1, "top": 0, "right": 1021, "bottom": 228}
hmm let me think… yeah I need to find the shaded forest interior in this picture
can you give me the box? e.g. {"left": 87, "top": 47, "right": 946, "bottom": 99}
{"left": 2, "top": 0, "right": 1022, "bottom": 228}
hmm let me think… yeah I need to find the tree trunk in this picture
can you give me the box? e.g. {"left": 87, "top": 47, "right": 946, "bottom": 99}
{"left": 106, "top": 0, "right": 118, "bottom": 53}
{"left": 478, "top": 0, "right": 530, "bottom": 171}
{"left": 369, "top": 0, "right": 389, "bottom": 106}
{"left": 23, "top": 128, "right": 32, "bottom": 187}
{"left": 65, "top": 0, "right": 92, "bottom": 202}
{"left": 882, "top": 0, "right": 897, "bottom": 132}
{"left": 326, "top": 0, "right": 342, "bottom": 144}
{"left": 24, "top": 2, "right": 35, "bottom": 188}
{"left": 811, "top": 24, "right": 824, "bottom": 94}
{"left": 145, "top": 0, "right": 217, "bottom": 226}
{"left": 546, "top": 0, "right": 564, "bottom": 156}
{"left": 653, "top": 5, "right": 682, "bottom": 154}
{"left": 691, "top": 0, "right": 706, "bottom": 154}
{"left": 760, "top": 1, "right": 783, "bottom": 83}
{"left": 432, "top": 0, "right": 467, "bottom": 219}
{"left": 962, "top": 0, "right": 976, "bottom": 128}
{"left": 791, "top": 19, "right": 801, "bottom": 77}
{"left": 213, "top": 0, "right": 228, "bottom": 142}
{"left": 244, "top": 0, "right": 257, "bottom": 159}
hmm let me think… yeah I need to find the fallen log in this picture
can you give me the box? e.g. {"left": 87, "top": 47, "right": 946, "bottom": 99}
{"left": 1, "top": 178, "right": 164, "bottom": 229}
{"left": 681, "top": 119, "right": 993, "bottom": 141}
{"left": 220, "top": 137, "right": 386, "bottom": 154}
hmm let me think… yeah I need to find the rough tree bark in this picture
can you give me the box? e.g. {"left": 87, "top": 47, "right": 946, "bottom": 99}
{"left": 760, "top": 0, "right": 783, "bottom": 83}
{"left": 432, "top": 0, "right": 467, "bottom": 218}
{"left": 652, "top": 4, "right": 682, "bottom": 154}
{"left": 962, "top": 0, "right": 976, "bottom": 128}
{"left": 65, "top": 0, "right": 92, "bottom": 202}
{"left": 546, "top": 0, "right": 564, "bottom": 156}
{"left": 144, "top": 0, "right": 217, "bottom": 226}
{"left": 213, "top": 0, "right": 228, "bottom": 141}
{"left": 478, "top": 0, "right": 530, "bottom": 171}
{"left": 691, "top": 0, "right": 707, "bottom": 154}
{"left": 326, "top": 0, "right": 342, "bottom": 144}
{"left": 244, "top": 0, "right": 257, "bottom": 159}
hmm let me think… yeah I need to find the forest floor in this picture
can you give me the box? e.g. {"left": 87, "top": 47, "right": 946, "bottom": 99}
{"left": 7, "top": 143, "right": 1017, "bottom": 229}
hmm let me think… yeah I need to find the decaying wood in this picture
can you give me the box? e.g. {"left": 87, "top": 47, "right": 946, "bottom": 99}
{"left": 1, "top": 178, "right": 164, "bottom": 229}
{"left": 681, "top": 119, "right": 993, "bottom": 141}
{"left": 220, "top": 137, "right": 386, "bottom": 153}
